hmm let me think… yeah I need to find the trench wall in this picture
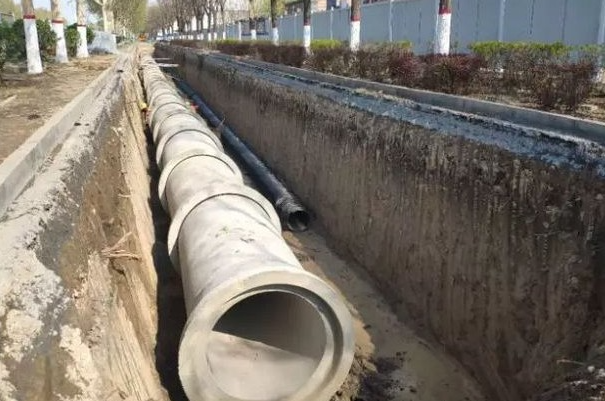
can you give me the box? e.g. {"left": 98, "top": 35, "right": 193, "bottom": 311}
{"left": 0, "top": 50, "right": 173, "bottom": 401}
{"left": 157, "top": 45, "right": 605, "bottom": 401}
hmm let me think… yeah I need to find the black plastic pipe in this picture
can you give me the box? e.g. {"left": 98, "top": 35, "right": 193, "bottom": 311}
{"left": 173, "top": 77, "right": 310, "bottom": 232}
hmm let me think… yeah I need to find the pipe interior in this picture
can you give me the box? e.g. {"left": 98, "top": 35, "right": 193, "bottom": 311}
{"left": 287, "top": 210, "right": 310, "bottom": 232}
{"left": 207, "top": 291, "right": 327, "bottom": 400}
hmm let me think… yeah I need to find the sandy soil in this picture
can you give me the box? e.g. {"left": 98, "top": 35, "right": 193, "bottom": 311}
{"left": 228, "top": 148, "right": 486, "bottom": 401}
{"left": 0, "top": 55, "right": 116, "bottom": 163}
{"left": 284, "top": 229, "right": 485, "bottom": 401}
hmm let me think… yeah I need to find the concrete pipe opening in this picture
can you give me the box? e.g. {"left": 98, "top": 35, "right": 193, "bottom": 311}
{"left": 179, "top": 276, "right": 353, "bottom": 401}
{"left": 208, "top": 291, "right": 326, "bottom": 400}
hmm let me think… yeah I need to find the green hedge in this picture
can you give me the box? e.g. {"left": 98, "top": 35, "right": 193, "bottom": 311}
{"left": 171, "top": 38, "right": 600, "bottom": 111}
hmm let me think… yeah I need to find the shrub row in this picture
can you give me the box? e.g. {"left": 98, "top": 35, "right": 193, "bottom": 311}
{"left": 0, "top": 20, "right": 95, "bottom": 74}
{"left": 470, "top": 41, "right": 600, "bottom": 110}
{"left": 171, "top": 38, "right": 601, "bottom": 111}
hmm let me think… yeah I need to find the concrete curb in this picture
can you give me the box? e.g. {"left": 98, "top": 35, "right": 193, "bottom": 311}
{"left": 0, "top": 58, "right": 118, "bottom": 218}
{"left": 201, "top": 49, "right": 605, "bottom": 145}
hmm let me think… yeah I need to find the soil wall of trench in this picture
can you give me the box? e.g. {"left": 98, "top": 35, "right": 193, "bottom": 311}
{"left": 157, "top": 44, "right": 605, "bottom": 401}
{"left": 0, "top": 50, "right": 182, "bottom": 401}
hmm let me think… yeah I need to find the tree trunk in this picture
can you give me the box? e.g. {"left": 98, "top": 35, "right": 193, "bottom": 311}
{"left": 212, "top": 11, "right": 218, "bottom": 40}
{"left": 249, "top": 0, "right": 256, "bottom": 40}
{"left": 76, "top": 0, "right": 89, "bottom": 58}
{"left": 349, "top": 0, "right": 360, "bottom": 50}
{"left": 303, "top": 0, "right": 311, "bottom": 52}
{"left": 22, "top": 0, "right": 43, "bottom": 73}
{"left": 220, "top": 5, "right": 226, "bottom": 40}
{"left": 270, "top": 0, "right": 278, "bottom": 44}
{"left": 434, "top": 0, "right": 452, "bottom": 54}
{"left": 50, "top": 0, "right": 68, "bottom": 63}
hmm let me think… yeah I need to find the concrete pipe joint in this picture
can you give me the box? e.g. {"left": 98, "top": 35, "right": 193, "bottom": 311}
{"left": 154, "top": 116, "right": 222, "bottom": 160}
{"left": 150, "top": 108, "right": 208, "bottom": 144}
{"left": 166, "top": 183, "right": 355, "bottom": 401}
{"left": 159, "top": 149, "right": 244, "bottom": 215}
{"left": 149, "top": 102, "right": 191, "bottom": 131}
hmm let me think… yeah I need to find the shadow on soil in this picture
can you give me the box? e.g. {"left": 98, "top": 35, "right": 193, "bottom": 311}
{"left": 144, "top": 125, "right": 189, "bottom": 401}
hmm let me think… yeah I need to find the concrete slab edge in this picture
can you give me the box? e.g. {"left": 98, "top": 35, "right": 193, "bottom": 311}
{"left": 192, "top": 47, "right": 605, "bottom": 145}
{"left": 0, "top": 58, "right": 119, "bottom": 218}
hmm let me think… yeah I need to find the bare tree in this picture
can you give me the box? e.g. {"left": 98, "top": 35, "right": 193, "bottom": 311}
{"left": 86, "top": 0, "right": 114, "bottom": 32}
{"left": 173, "top": 0, "right": 193, "bottom": 38}
{"left": 217, "top": 0, "right": 226, "bottom": 39}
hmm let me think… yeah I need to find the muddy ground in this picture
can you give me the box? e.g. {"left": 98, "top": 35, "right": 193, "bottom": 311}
{"left": 0, "top": 55, "right": 115, "bottom": 162}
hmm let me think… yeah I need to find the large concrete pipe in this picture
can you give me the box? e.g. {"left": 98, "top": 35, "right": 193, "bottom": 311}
{"left": 141, "top": 56, "right": 354, "bottom": 401}
{"left": 175, "top": 78, "right": 312, "bottom": 233}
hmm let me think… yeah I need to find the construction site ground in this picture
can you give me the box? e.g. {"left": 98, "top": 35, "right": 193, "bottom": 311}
{"left": 0, "top": 55, "right": 116, "bottom": 163}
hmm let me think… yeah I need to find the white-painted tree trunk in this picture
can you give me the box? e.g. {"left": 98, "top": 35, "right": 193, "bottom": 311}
{"left": 77, "top": 25, "right": 89, "bottom": 58}
{"left": 24, "top": 16, "right": 43, "bottom": 74}
{"left": 237, "top": 22, "right": 242, "bottom": 40}
{"left": 272, "top": 27, "right": 279, "bottom": 45}
{"left": 303, "top": 24, "right": 311, "bottom": 52}
{"left": 76, "top": 0, "right": 88, "bottom": 58}
{"left": 434, "top": 12, "right": 451, "bottom": 54}
{"left": 250, "top": 29, "right": 257, "bottom": 40}
{"left": 349, "top": 20, "right": 360, "bottom": 51}
{"left": 22, "top": 0, "right": 43, "bottom": 74}
{"left": 52, "top": 21, "right": 69, "bottom": 63}
{"left": 50, "top": 0, "right": 68, "bottom": 63}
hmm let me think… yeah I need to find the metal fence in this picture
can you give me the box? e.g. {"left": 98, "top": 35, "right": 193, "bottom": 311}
{"left": 225, "top": 0, "right": 605, "bottom": 53}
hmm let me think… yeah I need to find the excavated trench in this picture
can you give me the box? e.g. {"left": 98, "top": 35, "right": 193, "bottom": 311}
{"left": 3, "top": 43, "right": 604, "bottom": 401}
{"left": 155, "top": 44, "right": 605, "bottom": 401}
{"left": 0, "top": 48, "right": 486, "bottom": 401}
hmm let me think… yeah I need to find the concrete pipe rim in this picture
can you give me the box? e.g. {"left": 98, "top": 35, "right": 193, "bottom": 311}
{"left": 149, "top": 91, "right": 186, "bottom": 109}
{"left": 155, "top": 124, "right": 223, "bottom": 163}
{"left": 151, "top": 110, "right": 212, "bottom": 144}
{"left": 166, "top": 183, "right": 282, "bottom": 273}
{"left": 145, "top": 80, "right": 177, "bottom": 97}
{"left": 149, "top": 101, "right": 191, "bottom": 131}
{"left": 158, "top": 149, "right": 244, "bottom": 211}
{"left": 155, "top": 128, "right": 221, "bottom": 168}
{"left": 178, "top": 270, "right": 355, "bottom": 401}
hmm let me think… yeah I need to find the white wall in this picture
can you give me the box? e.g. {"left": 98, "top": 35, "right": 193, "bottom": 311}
{"left": 226, "top": 0, "right": 605, "bottom": 52}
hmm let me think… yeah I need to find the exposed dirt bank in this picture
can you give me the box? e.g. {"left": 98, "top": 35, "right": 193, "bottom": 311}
{"left": 0, "top": 50, "right": 173, "bottom": 401}
{"left": 159, "top": 44, "right": 605, "bottom": 401}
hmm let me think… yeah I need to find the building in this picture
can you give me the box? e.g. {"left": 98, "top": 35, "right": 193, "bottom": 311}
{"left": 284, "top": 0, "right": 329, "bottom": 15}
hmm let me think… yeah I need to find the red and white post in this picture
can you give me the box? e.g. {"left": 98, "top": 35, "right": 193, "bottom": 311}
{"left": 349, "top": 0, "right": 360, "bottom": 51}
{"left": 21, "top": 0, "right": 43, "bottom": 74}
{"left": 434, "top": 0, "right": 452, "bottom": 54}
{"left": 76, "top": 0, "right": 89, "bottom": 58}
{"left": 50, "top": 0, "right": 68, "bottom": 63}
